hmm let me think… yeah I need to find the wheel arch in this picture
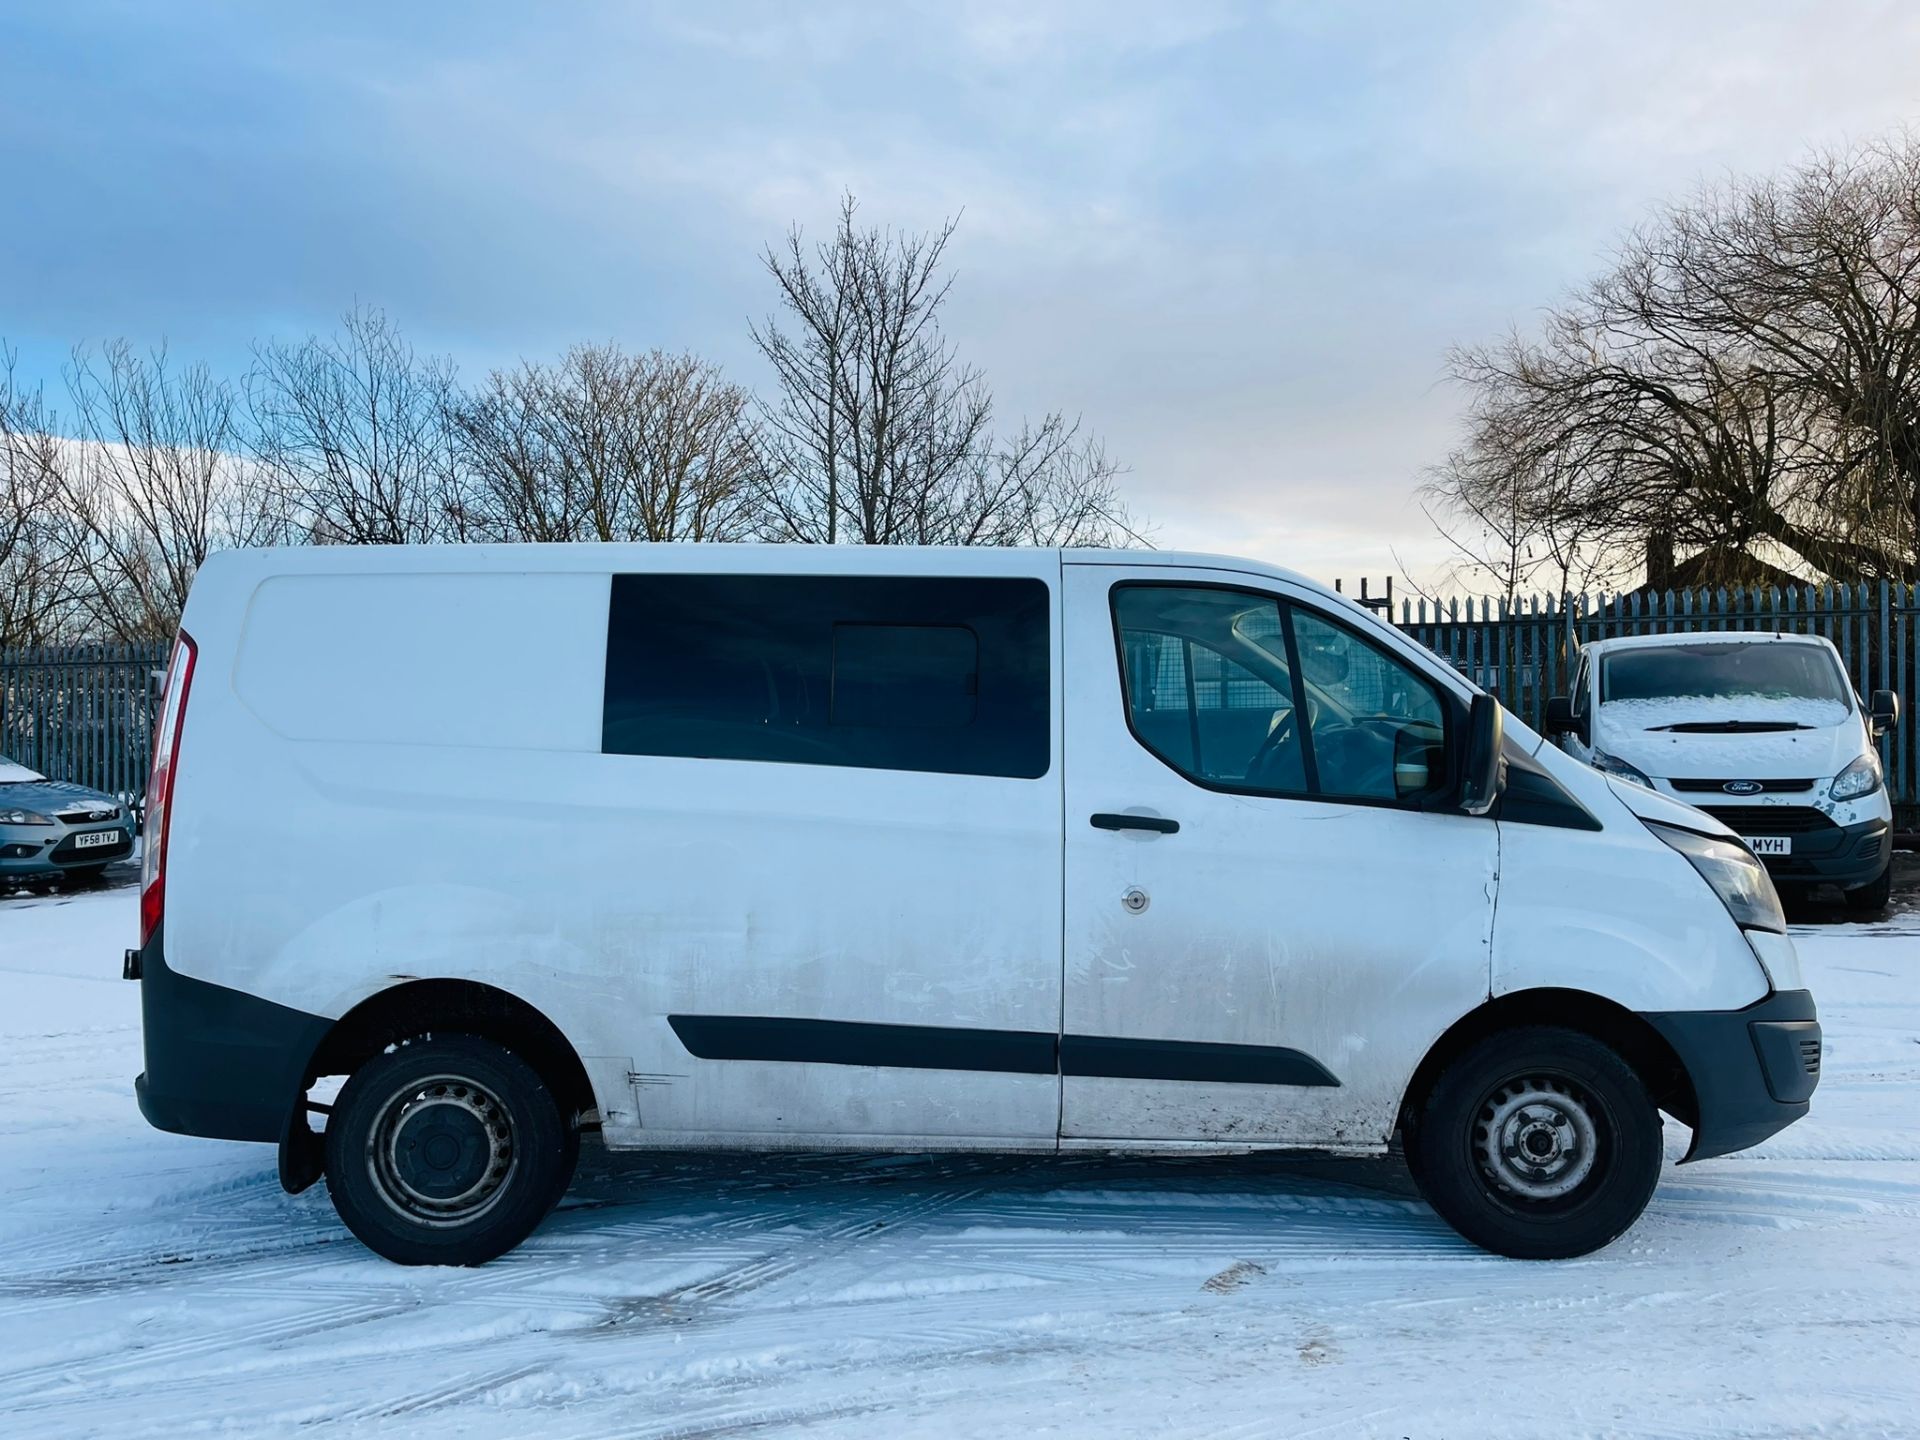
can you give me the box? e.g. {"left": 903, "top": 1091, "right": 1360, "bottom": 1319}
{"left": 279, "top": 978, "right": 597, "bottom": 1196}
{"left": 1397, "top": 987, "right": 1698, "bottom": 1143}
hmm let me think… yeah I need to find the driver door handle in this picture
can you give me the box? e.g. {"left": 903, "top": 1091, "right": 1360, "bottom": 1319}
{"left": 1090, "top": 812, "right": 1180, "bottom": 835}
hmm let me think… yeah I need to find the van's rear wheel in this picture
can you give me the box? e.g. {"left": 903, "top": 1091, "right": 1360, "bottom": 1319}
{"left": 1409, "top": 1027, "right": 1662, "bottom": 1259}
{"left": 324, "top": 1035, "right": 566, "bottom": 1265}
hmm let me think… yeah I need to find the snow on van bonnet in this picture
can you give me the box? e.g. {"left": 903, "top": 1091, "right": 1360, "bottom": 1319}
{"left": 2, "top": 882, "right": 1919, "bottom": 1437}
{"left": 1597, "top": 695, "right": 1853, "bottom": 729}
{"left": 1594, "top": 696, "right": 1867, "bottom": 778}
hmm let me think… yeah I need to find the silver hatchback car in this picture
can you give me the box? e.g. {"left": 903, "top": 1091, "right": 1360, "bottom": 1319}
{"left": 0, "top": 754, "right": 137, "bottom": 882}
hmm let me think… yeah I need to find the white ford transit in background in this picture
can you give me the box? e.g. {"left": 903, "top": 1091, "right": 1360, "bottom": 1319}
{"left": 1546, "top": 632, "right": 1900, "bottom": 913}
{"left": 130, "top": 545, "right": 1819, "bottom": 1265}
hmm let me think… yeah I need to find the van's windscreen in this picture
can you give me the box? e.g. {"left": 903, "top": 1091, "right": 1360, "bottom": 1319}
{"left": 1601, "top": 644, "right": 1849, "bottom": 707}
{"left": 601, "top": 573, "right": 1048, "bottom": 778}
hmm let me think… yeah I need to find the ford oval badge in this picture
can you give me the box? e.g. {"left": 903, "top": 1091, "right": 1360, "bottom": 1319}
{"left": 1722, "top": 779, "right": 1764, "bottom": 796}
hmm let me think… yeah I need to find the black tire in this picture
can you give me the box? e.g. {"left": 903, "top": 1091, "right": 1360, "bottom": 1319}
{"left": 545, "top": 1122, "right": 582, "bottom": 1217}
{"left": 324, "top": 1034, "right": 567, "bottom": 1266}
{"left": 1409, "top": 1026, "right": 1662, "bottom": 1260}
{"left": 1845, "top": 863, "right": 1892, "bottom": 913}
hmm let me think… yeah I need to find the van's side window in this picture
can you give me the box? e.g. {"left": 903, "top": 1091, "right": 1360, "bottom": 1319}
{"left": 603, "top": 574, "right": 1048, "bottom": 778}
{"left": 1287, "top": 608, "right": 1448, "bottom": 801}
{"left": 831, "top": 624, "right": 978, "bottom": 729}
{"left": 1113, "top": 586, "right": 1308, "bottom": 794}
{"left": 1113, "top": 584, "right": 1449, "bottom": 804}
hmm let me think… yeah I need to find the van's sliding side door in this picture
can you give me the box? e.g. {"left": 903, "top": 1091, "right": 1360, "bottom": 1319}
{"left": 599, "top": 558, "right": 1065, "bottom": 1148}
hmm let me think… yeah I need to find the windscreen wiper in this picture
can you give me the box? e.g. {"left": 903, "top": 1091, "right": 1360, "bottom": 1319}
{"left": 1643, "top": 720, "right": 1812, "bottom": 733}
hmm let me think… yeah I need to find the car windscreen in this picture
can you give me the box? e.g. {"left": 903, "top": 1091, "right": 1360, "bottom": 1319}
{"left": 1601, "top": 643, "right": 1849, "bottom": 706}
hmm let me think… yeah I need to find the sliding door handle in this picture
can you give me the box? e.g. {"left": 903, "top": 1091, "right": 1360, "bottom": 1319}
{"left": 1090, "top": 812, "right": 1180, "bottom": 835}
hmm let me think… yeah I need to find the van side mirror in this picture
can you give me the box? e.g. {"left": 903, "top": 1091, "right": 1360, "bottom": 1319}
{"left": 1871, "top": 688, "right": 1901, "bottom": 738}
{"left": 1543, "top": 696, "right": 1576, "bottom": 735}
{"left": 1460, "top": 694, "right": 1504, "bottom": 816}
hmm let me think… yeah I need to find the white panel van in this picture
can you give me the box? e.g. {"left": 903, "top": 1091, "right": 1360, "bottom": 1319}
{"left": 129, "top": 545, "right": 1820, "bottom": 1264}
{"left": 1544, "top": 631, "right": 1900, "bottom": 912}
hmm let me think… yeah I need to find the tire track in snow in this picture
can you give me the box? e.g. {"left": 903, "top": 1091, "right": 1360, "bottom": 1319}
{"left": 0, "top": 1172, "right": 994, "bottom": 1426}
{"left": 0, "top": 1294, "right": 422, "bottom": 1408}
{"left": 326, "top": 1362, "right": 553, "bottom": 1424}
{"left": 596, "top": 1179, "right": 990, "bottom": 1325}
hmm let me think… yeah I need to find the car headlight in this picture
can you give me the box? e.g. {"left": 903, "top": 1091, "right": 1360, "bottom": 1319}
{"left": 1830, "top": 751, "right": 1884, "bottom": 802}
{"left": 0, "top": 808, "right": 54, "bottom": 826}
{"left": 1646, "top": 820, "right": 1787, "bottom": 934}
{"left": 1591, "top": 750, "right": 1654, "bottom": 788}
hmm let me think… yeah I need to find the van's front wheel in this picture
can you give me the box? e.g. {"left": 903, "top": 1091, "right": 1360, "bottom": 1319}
{"left": 1409, "top": 1027, "right": 1662, "bottom": 1260}
{"left": 1844, "top": 863, "right": 1893, "bottom": 914}
{"left": 323, "top": 1035, "right": 567, "bottom": 1265}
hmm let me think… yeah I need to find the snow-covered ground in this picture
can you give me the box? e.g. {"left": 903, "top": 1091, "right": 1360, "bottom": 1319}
{"left": 2, "top": 878, "right": 1917, "bottom": 1439}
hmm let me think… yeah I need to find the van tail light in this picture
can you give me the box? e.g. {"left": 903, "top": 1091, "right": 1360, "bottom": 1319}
{"left": 140, "top": 631, "right": 197, "bottom": 949}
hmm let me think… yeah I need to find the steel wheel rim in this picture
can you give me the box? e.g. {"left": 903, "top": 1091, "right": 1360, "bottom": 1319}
{"left": 366, "top": 1073, "right": 518, "bottom": 1228}
{"left": 1472, "top": 1074, "right": 1603, "bottom": 1205}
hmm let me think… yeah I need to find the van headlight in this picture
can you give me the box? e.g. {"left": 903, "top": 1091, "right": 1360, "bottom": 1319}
{"left": 0, "top": 808, "right": 53, "bottom": 826}
{"left": 1646, "top": 821, "right": 1787, "bottom": 934}
{"left": 1830, "top": 751, "right": 1884, "bottom": 802}
{"left": 1591, "top": 750, "right": 1653, "bottom": 788}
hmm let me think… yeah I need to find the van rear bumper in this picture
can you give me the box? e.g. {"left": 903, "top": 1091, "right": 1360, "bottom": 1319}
{"left": 133, "top": 926, "right": 331, "bottom": 1143}
{"left": 1642, "top": 988, "right": 1820, "bottom": 1162}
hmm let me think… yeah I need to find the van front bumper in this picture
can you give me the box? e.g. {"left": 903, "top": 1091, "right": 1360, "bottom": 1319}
{"left": 1715, "top": 813, "right": 1890, "bottom": 890}
{"left": 1642, "top": 988, "right": 1820, "bottom": 1162}
{"left": 132, "top": 925, "right": 331, "bottom": 1143}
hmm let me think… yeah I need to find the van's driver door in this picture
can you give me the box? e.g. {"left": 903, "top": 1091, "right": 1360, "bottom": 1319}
{"left": 1059, "top": 562, "right": 1496, "bottom": 1148}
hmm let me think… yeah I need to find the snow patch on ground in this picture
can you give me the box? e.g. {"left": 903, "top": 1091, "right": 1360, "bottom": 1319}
{"left": 3, "top": 886, "right": 1919, "bottom": 1436}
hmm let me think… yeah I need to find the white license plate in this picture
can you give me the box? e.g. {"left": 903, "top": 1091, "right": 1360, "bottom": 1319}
{"left": 1748, "top": 836, "right": 1791, "bottom": 856}
{"left": 72, "top": 829, "right": 119, "bottom": 850}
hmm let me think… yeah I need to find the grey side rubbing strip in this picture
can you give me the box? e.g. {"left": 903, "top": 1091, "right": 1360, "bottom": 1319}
{"left": 667, "top": 1015, "right": 1341, "bottom": 1088}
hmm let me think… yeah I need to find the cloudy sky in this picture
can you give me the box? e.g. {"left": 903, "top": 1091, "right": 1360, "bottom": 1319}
{"left": 4, "top": 1, "right": 1918, "bottom": 589}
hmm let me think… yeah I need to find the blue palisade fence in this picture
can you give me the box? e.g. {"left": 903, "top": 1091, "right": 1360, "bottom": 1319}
{"left": 0, "top": 643, "right": 171, "bottom": 804}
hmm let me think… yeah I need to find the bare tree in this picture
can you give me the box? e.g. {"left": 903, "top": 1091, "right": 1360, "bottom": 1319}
{"left": 939, "top": 416, "right": 1139, "bottom": 547}
{"left": 56, "top": 342, "right": 281, "bottom": 640}
{"left": 247, "top": 305, "right": 461, "bottom": 545}
{"left": 452, "top": 344, "right": 761, "bottom": 542}
{"left": 1433, "top": 133, "right": 1920, "bottom": 587}
{"left": 6, "top": 199, "right": 1143, "bottom": 648}
{"left": 1604, "top": 138, "right": 1920, "bottom": 564}
{"left": 0, "top": 353, "right": 74, "bottom": 645}
{"left": 752, "top": 195, "right": 1134, "bottom": 546}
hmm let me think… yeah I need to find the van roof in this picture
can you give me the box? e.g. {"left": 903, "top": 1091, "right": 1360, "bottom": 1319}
{"left": 184, "top": 544, "right": 1432, "bottom": 670}
{"left": 194, "top": 542, "right": 1345, "bottom": 604}
{"left": 1581, "top": 630, "right": 1838, "bottom": 657}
